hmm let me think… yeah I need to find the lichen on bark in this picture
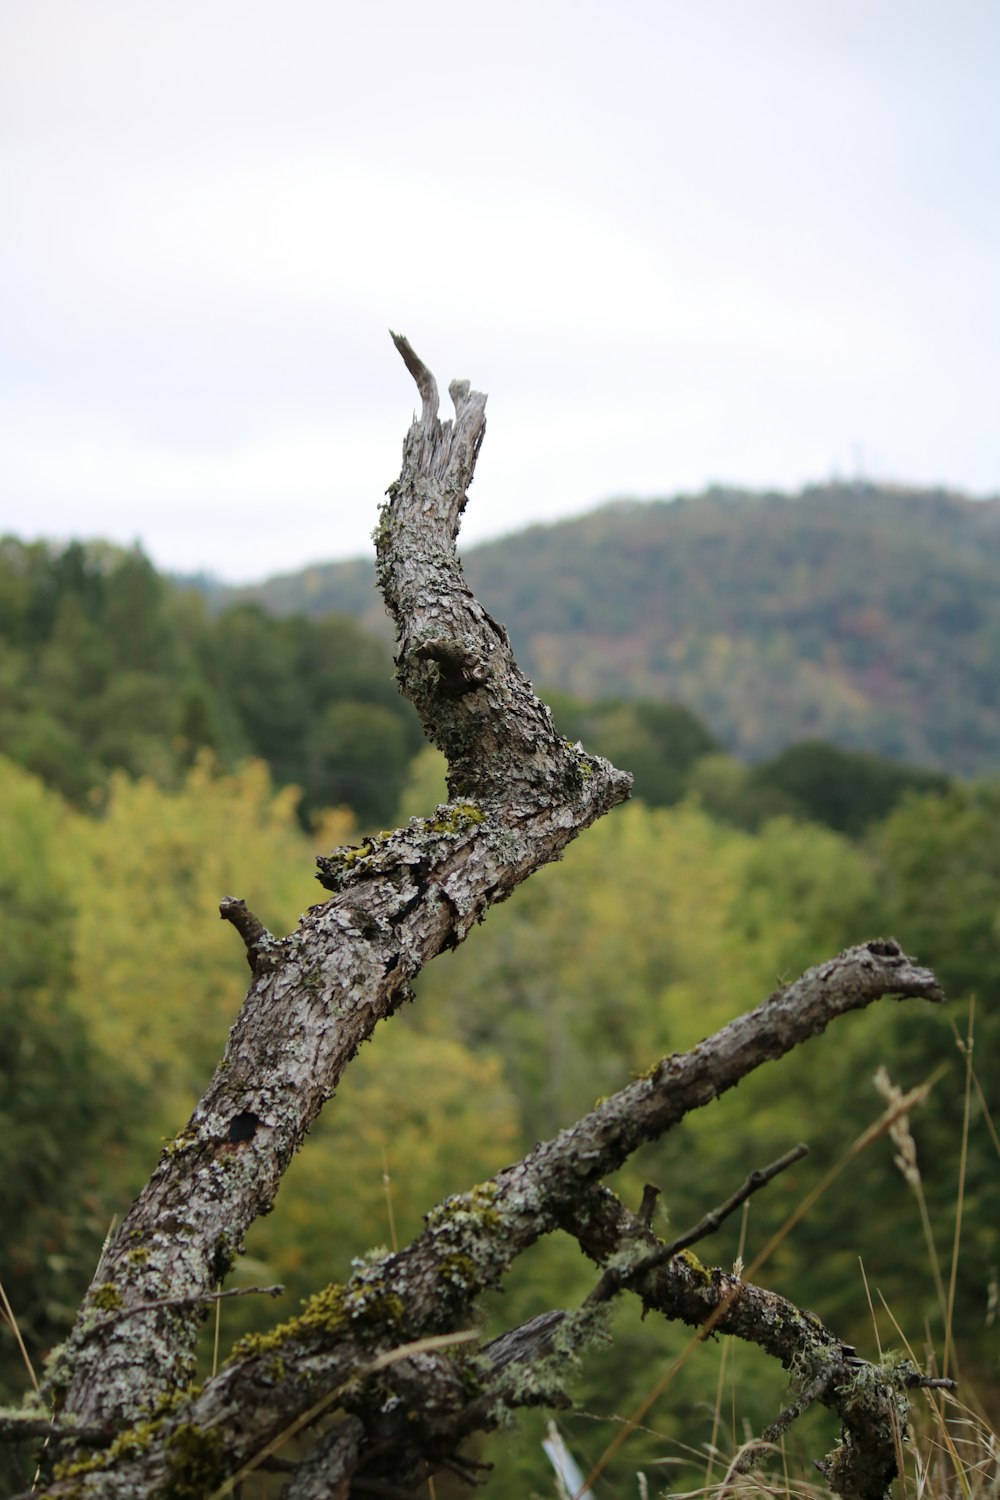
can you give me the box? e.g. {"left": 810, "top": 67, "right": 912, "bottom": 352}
{"left": 7, "top": 339, "right": 950, "bottom": 1500}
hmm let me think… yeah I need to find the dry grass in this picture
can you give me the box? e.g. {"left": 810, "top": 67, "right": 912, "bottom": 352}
{"left": 568, "top": 1003, "right": 1000, "bottom": 1500}
{"left": 4, "top": 1009, "right": 998, "bottom": 1500}
{"left": 0, "top": 1276, "right": 39, "bottom": 1395}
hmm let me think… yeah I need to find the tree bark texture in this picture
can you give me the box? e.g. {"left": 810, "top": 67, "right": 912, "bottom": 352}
{"left": 7, "top": 339, "right": 946, "bottom": 1500}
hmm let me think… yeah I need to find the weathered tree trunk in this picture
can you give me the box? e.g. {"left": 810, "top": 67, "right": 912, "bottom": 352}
{"left": 5, "top": 338, "right": 947, "bottom": 1500}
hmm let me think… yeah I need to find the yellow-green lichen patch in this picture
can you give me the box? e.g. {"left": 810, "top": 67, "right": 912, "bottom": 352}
{"left": 227, "top": 1264, "right": 409, "bottom": 1373}
{"left": 90, "top": 1282, "right": 123, "bottom": 1312}
{"left": 163, "top": 1421, "right": 227, "bottom": 1499}
{"left": 372, "top": 510, "right": 397, "bottom": 551}
{"left": 429, "top": 801, "right": 485, "bottom": 835}
{"left": 676, "top": 1247, "right": 709, "bottom": 1278}
{"left": 141, "top": 1383, "right": 203, "bottom": 1422}
{"left": 420, "top": 1180, "right": 507, "bottom": 1302}
{"left": 228, "top": 1283, "right": 348, "bottom": 1363}
{"left": 425, "top": 1179, "right": 501, "bottom": 1235}
{"left": 436, "top": 1252, "right": 479, "bottom": 1292}
{"left": 54, "top": 1450, "right": 111, "bottom": 1481}
{"left": 340, "top": 840, "right": 375, "bottom": 866}
{"left": 343, "top": 1279, "right": 405, "bottom": 1329}
{"left": 104, "top": 1420, "right": 157, "bottom": 1464}
{"left": 163, "top": 1129, "right": 198, "bottom": 1160}
{"left": 316, "top": 833, "right": 400, "bottom": 892}
{"left": 53, "top": 1410, "right": 161, "bottom": 1482}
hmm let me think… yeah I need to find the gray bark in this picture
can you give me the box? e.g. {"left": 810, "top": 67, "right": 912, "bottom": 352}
{"left": 6, "top": 338, "right": 947, "bottom": 1500}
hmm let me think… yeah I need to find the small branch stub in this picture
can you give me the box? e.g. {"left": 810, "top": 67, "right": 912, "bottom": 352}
{"left": 390, "top": 329, "right": 439, "bottom": 425}
{"left": 219, "top": 896, "right": 275, "bottom": 971}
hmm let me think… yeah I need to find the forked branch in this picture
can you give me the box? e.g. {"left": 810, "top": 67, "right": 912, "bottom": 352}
{"left": 9, "top": 342, "right": 946, "bottom": 1500}
{"left": 28, "top": 336, "right": 630, "bottom": 1476}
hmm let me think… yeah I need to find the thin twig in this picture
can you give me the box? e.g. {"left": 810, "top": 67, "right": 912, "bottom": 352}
{"left": 659, "top": 1144, "right": 809, "bottom": 1260}
{"left": 0, "top": 1416, "right": 109, "bottom": 1445}
{"left": 586, "top": 1145, "right": 808, "bottom": 1306}
{"left": 735, "top": 1370, "right": 832, "bottom": 1472}
{"left": 99, "top": 1283, "right": 285, "bottom": 1328}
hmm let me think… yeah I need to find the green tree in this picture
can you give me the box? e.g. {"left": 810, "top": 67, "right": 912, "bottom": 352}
{"left": 304, "top": 699, "right": 413, "bottom": 827}
{"left": 750, "top": 740, "right": 948, "bottom": 836}
{"left": 870, "top": 780, "right": 1000, "bottom": 1342}
{"left": 63, "top": 757, "right": 349, "bottom": 1158}
{"left": 240, "top": 1024, "right": 520, "bottom": 1322}
{"left": 547, "top": 692, "right": 718, "bottom": 807}
{"left": 0, "top": 760, "right": 131, "bottom": 1415}
{"left": 0, "top": 539, "right": 425, "bottom": 827}
{"left": 200, "top": 605, "right": 423, "bottom": 825}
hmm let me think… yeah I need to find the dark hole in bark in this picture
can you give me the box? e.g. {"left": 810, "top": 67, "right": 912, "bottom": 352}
{"left": 228, "top": 1111, "right": 259, "bottom": 1144}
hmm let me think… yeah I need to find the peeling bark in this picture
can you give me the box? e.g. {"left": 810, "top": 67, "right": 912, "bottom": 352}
{"left": 6, "top": 340, "right": 948, "bottom": 1500}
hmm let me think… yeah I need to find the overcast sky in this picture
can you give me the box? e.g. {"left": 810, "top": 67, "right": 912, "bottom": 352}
{"left": 2, "top": 1, "right": 998, "bottom": 582}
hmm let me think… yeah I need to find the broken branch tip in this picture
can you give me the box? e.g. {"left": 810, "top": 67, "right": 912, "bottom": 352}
{"left": 390, "top": 329, "right": 438, "bottom": 417}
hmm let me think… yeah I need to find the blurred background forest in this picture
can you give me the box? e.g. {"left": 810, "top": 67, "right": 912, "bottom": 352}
{"left": 2, "top": 483, "right": 1000, "bottom": 1491}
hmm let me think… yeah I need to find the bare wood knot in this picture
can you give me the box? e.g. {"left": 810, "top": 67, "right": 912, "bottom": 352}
{"left": 412, "top": 636, "right": 491, "bottom": 697}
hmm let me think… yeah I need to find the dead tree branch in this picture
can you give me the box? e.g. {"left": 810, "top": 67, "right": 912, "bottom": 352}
{"left": 29, "top": 336, "right": 629, "bottom": 1474}
{"left": 10, "top": 341, "right": 947, "bottom": 1500}
{"left": 24, "top": 941, "right": 942, "bottom": 1498}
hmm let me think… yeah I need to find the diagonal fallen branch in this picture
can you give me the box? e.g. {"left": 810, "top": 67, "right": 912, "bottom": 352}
{"left": 22, "top": 941, "right": 943, "bottom": 1498}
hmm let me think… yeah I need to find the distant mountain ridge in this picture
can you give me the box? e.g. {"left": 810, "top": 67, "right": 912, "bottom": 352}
{"left": 215, "top": 484, "right": 1000, "bottom": 775}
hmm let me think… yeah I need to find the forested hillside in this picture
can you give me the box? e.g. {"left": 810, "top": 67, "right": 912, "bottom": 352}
{"left": 3, "top": 743, "right": 999, "bottom": 1490}
{"left": 0, "top": 535, "right": 948, "bottom": 837}
{"left": 220, "top": 483, "right": 1000, "bottom": 775}
{"left": 1, "top": 527, "right": 998, "bottom": 1490}
{"left": 0, "top": 537, "right": 424, "bottom": 826}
